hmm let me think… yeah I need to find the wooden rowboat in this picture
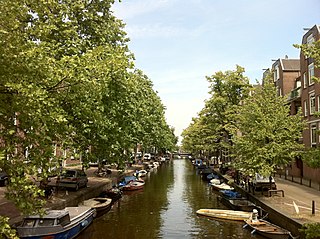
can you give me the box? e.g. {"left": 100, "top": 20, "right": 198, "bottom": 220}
{"left": 81, "top": 198, "right": 112, "bottom": 217}
{"left": 196, "top": 209, "right": 252, "bottom": 221}
{"left": 244, "top": 219, "right": 292, "bottom": 239}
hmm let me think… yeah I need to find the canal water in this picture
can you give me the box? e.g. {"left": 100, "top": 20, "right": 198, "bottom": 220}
{"left": 79, "top": 159, "right": 262, "bottom": 239}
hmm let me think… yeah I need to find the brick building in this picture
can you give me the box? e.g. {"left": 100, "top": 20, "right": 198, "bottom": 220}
{"left": 271, "top": 25, "right": 320, "bottom": 181}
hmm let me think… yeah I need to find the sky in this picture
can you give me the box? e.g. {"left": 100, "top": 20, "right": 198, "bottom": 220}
{"left": 111, "top": 0, "right": 320, "bottom": 142}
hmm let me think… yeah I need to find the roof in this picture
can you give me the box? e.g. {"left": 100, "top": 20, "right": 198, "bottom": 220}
{"left": 25, "top": 210, "right": 69, "bottom": 219}
{"left": 280, "top": 59, "right": 300, "bottom": 71}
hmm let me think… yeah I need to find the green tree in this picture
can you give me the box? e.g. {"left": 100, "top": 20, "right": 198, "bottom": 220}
{"left": 0, "top": 0, "right": 177, "bottom": 236}
{"left": 231, "top": 76, "right": 305, "bottom": 176}
{"left": 182, "top": 65, "right": 251, "bottom": 159}
{"left": 300, "top": 222, "right": 320, "bottom": 239}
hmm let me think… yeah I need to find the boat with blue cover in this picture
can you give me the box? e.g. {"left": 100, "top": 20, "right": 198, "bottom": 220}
{"left": 16, "top": 206, "right": 95, "bottom": 239}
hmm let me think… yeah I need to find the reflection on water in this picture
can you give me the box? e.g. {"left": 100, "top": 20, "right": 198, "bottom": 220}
{"left": 78, "top": 160, "right": 262, "bottom": 239}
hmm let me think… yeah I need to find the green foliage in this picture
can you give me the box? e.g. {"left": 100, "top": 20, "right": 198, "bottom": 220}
{"left": 232, "top": 75, "right": 305, "bottom": 176}
{"left": 302, "top": 148, "right": 320, "bottom": 168}
{"left": 182, "top": 65, "right": 251, "bottom": 156}
{"left": 0, "top": 0, "right": 177, "bottom": 231}
{"left": 295, "top": 40, "right": 320, "bottom": 68}
{"left": 0, "top": 216, "right": 18, "bottom": 239}
{"left": 300, "top": 223, "right": 320, "bottom": 239}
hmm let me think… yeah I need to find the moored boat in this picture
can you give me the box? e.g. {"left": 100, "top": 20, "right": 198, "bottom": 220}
{"left": 100, "top": 187, "right": 122, "bottom": 203}
{"left": 122, "top": 180, "right": 145, "bottom": 191}
{"left": 211, "top": 182, "right": 234, "bottom": 191}
{"left": 244, "top": 219, "right": 292, "bottom": 239}
{"left": 16, "top": 206, "right": 95, "bottom": 239}
{"left": 81, "top": 198, "right": 112, "bottom": 217}
{"left": 196, "top": 209, "right": 252, "bottom": 221}
{"left": 134, "top": 169, "right": 148, "bottom": 178}
{"left": 219, "top": 197, "right": 256, "bottom": 212}
{"left": 118, "top": 176, "right": 137, "bottom": 187}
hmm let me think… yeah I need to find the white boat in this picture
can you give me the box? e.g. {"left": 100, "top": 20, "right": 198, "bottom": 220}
{"left": 134, "top": 170, "right": 148, "bottom": 178}
{"left": 196, "top": 209, "right": 252, "bottom": 221}
{"left": 16, "top": 206, "right": 95, "bottom": 239}
{"left": 211, "top": 182, "right": 234, "bottom": 191}
{"left": 210, "top": 178, "right": 221, "bottom": 185}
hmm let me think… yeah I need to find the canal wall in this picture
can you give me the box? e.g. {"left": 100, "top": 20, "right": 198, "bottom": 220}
{"left": 6, "top": 165, "right": 144, "bottom": 225}
{"left": 211, "top": 168, "right": 303, "bottom": 238}
{"left": 235, "top": 185, "right": 302, "bottom": 237}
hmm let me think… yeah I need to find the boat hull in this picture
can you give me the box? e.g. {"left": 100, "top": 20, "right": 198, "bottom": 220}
{"left": 82, "top": 198, "right": 112, "bottom": 218}
{"left": 122, "top": 180, "right": 145, "bottom": 191}
{"left": 219, "top": 197, "right": 256, "bottom": 212}
{"left": 196, "top": 209, "right": 252, "bottom": 221}
{"left": 244, "top": 219, "right": 291, "bottom": 239}
{"left": 17, "top": 207, "right": 95, "bottom": 239}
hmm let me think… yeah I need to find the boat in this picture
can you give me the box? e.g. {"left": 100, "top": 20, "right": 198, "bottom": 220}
{"left": 99, "top": 187, "right": 122, "bottom": 203}
{"left": 16, "top": 206, "right": 95, "bottom": 239}
{"left": 210, "top": 178, "right": 221, "bottom": 185}
{"left": 244, "top": 219, "right": 292, "bottom": 239}
{"left": 134, "top": 169, "right": 148, "bottom": 178}
{"left": 81, "top": 198, "right": 112, "bottom": 217}
{"left": 211, "top": 182, "right": 234, "bottom": 191}
{"left": 206, "top": 172, "right": 220, "bottom": 181}
{"left": 118, "top": 176, "right": 137, "bottom": 187}
{"left": 219, "top": 189, "right": 242, "bottom": 198}
{"left": 122, "top": 180, "right": 145, "bottom": 191}
{"left": 196, "top": 209, "right": 252, "bottom": 221}
{"left": 219, "top": 197, "right": 256, "bottom": 212}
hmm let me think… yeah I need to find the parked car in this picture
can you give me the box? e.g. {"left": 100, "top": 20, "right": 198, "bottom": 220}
{"left": 58, "top": 169, "right": 88, "bottom": 191}
{"left": 252, "top": 173, "right": 276, "bottom": 190}
{"left": 0, "top": 169, "right": 8, "bottom": 186}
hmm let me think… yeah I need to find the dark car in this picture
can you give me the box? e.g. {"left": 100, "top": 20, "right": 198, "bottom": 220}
{"left": 58, "top": 169, "right": 88, "bottom": 191}
{"left": 0, "top": 169, "right": 8, "bottom": 186}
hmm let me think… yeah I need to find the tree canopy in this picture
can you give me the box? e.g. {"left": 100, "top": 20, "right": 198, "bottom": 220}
{"left": 231, "top": 76, "right": 305, "bottom": 176}
{"left": 182, "top": 65, "right": 251, "bottom": 157}
{"left": 0, "top": 0, "right": 177, "bottom": 235}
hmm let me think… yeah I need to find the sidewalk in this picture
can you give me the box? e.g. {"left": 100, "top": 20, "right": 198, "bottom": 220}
{"left": 257, "top": 176, "right": 320, "bottom": 224}
{"left": 0, "top": 165, "right": 144, "bottom": 225}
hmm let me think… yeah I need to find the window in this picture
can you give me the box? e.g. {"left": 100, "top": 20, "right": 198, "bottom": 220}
{"left": 310, "top": 93, "right": 316, "bottom": 115}
{"left": 303, "top": 72, "right": 307, "bottom": 88}
{"left": 307, "top": 34, "right": 315, "bottom": 45}
{"left": 318, "top": 96, "right": 320, "bottom": 112}
{"left": 308, "top": 63, "right": 315, "bottom": 85}
{"left": 38, "top": 219, "right": 55, "bottom": 227}
{"left": 311, "top": 124, "right": 317, "bottom": 146}
{"left": 304, "top": 100, "right": 308, "bottom": 116}
{"left": 274, "top": 65, "right": 279, "bottom": 82}
{"left": 277, "top": 86, "right": 282, "bottom": 96}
